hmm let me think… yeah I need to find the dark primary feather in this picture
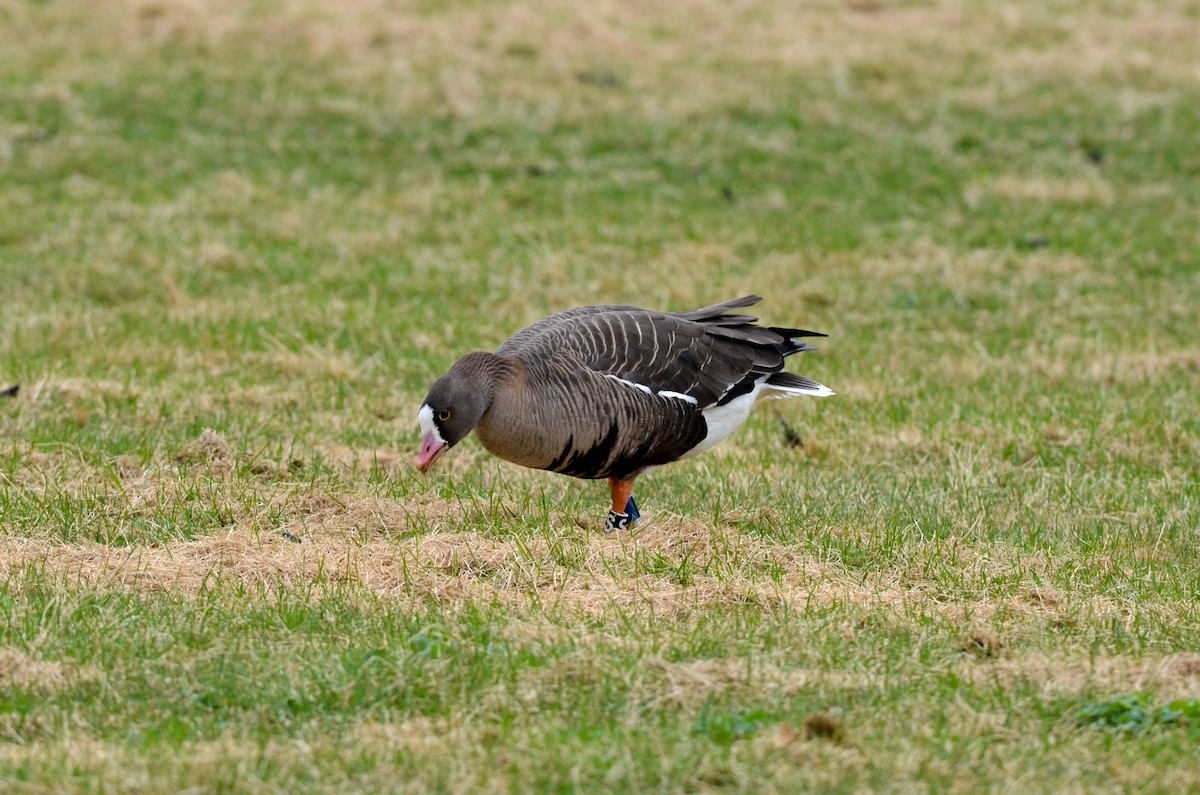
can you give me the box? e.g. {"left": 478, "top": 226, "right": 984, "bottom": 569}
{"left": 671, "top": 294, "right": 761, "bottom": 322}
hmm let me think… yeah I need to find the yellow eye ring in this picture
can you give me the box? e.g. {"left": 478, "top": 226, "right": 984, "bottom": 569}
{"left": 437, "top": 409, "right": 451, "bottom": 422}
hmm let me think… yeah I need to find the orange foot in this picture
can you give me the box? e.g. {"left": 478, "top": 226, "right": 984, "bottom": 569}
{"left": 605, "top": 477, "right": 639, "bottom": 532}
{"left": 608, "top": 477, "right": 634, "bottom": 515}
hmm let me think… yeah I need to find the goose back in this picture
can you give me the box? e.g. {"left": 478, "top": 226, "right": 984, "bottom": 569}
{"left": 496, "top": 295, "right": 824, "bottom": 408}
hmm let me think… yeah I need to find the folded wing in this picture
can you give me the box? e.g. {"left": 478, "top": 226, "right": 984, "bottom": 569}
{"left": 497, "top": 295, "right": 825, "bottom": 407}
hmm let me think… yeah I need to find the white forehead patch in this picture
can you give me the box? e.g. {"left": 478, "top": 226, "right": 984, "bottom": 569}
{"left": 417, "top": 404, "right": 445, "bottom": 445}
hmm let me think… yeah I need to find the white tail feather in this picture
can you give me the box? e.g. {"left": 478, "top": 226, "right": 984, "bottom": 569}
{"left": 765, "top": 380, "right": 835, "bottom": 398}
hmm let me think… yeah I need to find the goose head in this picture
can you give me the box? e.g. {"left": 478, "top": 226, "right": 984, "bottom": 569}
{"left": 415, "top": 354, "right": 496, "bottom": 472}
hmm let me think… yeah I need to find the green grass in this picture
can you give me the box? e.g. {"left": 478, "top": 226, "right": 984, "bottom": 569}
{"left": 2, "top": 0, "right": 1200, "bottom": 791}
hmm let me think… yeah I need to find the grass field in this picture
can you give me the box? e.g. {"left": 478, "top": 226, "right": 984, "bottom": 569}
{"left": 2, "top": 0, "right": 1199, "bottom": 791}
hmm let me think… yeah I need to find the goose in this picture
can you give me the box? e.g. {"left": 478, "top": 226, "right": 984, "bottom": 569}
{"left": 415, "top": 296, "right": 833, "bottom": 531}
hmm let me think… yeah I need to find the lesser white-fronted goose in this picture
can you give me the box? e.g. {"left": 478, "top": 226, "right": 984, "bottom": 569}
{"left": 416, "top": 296, "right": 833, "bottom": 530}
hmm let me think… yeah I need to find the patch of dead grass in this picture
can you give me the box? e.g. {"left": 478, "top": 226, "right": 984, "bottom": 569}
{"left": 348, "top": 715, "right": 461, "bottom": 753}
{"left": 0, "top": 502, "right": 844, "bottom": 615}
{"left": 865, "top": 428, "right": 943, "bottom": 459}
{"left": 12, "top": 0, "right": 1198, "bottom": 113}
{"left": 255, "top": 340, "right": 361, "bottom": 380}
{"left": 0, "top": 649, "right": 98, "bottom": 691}
{"left": 634, "top": 656, "right": 860, "bottom": 703}
{"left": 25, "top": 377, "right": 137, "bottom": 402}
{"left": 1026, "top": 348, "right": 1200, "bottom": 385}
{"left": 3, "top": 448, "right": 99, "bottom": 493}
{"left": 975, "top": 652, "right": 1200, "bottom": 701}
{"left": 323, "top": 445, "right": 408, "bottom": 474}
{"left": 0, "top": 495, "right": 1150, "bottom": 629}
{"left": 966, "top": 175, "right": 1116, "bottom": 207}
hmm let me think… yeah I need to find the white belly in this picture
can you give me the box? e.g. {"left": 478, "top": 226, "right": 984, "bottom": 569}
{"left": 683, "top": 390, "right": 759, "bottom": 458}
{"left": 683, "top": 374, "right": 833, "bottom": 459}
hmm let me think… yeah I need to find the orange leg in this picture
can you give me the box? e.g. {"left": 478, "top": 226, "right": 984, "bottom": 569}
{"left": 608, "top": 477, "right": 634, "bottom": 514}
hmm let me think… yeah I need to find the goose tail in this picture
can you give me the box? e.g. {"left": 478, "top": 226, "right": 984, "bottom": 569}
{"left": 764, "top": 372, "right": 835, "bottom": 397}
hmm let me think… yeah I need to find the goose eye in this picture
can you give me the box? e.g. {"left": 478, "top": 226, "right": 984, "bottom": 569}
{"left": 437, "top": 409, "right": 451, "bottom": 422}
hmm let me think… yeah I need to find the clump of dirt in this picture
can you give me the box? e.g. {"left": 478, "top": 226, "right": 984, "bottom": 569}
{"left": 174, "top": 428, "right": 233, "bottom": 474}
{"left": 802, "top": 712, "right": 846, "bottom": 743}
{"left": 961, "top": 630, "right": 1007, "bottom": 659}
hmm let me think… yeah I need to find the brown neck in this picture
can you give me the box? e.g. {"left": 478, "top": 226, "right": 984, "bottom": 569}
{"left": 449, "top": 351, "right": 525, "bottom": 402}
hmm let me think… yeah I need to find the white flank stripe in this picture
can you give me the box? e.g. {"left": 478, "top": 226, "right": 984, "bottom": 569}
{"left": 601, "top": 373, "right": 653, "bottom": 396}
{"left": 603, "top": 374, "right": 700, "bottom": 405}
{"left": 657, "top": 390, "right": 699, "bottom": 405}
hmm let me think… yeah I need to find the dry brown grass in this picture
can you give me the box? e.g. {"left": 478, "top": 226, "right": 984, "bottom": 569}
{"left": 0, "top": 489, "right": 1173, "bottom": 638}
{"left": 966, "top": 175, "right": 1117, "bottom": 206}
{"left": 0, "top": 650, "right": 98, "bottom": 691}
{"left": 973, "top": 652, "right": 1200, "bottom": 702}
{"left": 6, "top": 0, "right": 1198, "bottom": 104}
{"left": 0, "top": 510, "right": 833, "bottom": 615}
